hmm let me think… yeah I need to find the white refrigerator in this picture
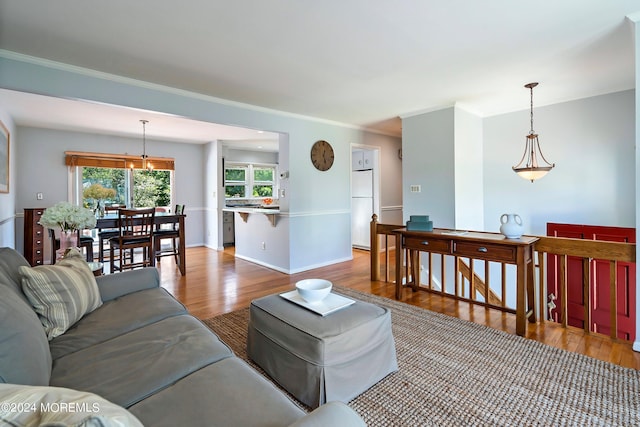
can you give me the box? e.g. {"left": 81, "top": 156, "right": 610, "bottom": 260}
{"left": 352, "top": 169, "right": 374, "bottom": 249}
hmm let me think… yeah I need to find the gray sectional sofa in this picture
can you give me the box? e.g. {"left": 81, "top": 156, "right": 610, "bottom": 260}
{"left": 0, "top": 247, "right": 365, "bottom": 426}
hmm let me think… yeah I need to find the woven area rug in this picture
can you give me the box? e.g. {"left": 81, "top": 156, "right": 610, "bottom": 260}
{"left": 202, "top": 286, "right": 640, "bottom": 426}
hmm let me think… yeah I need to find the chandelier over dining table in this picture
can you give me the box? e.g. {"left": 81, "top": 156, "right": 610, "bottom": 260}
{"left": 138, "top": 119, "right": 153, "bottom": 171}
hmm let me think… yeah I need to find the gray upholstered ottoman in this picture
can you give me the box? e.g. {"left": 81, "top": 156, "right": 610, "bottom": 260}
{"left": 247, "top": 292, "right": 398, "bottom": 409}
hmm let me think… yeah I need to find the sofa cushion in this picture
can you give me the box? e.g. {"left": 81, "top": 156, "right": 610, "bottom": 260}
{"left": 50, "top": 314, "right": 234, "bottom": 408}
{"left": 0, "top": 284, "right": 52, "bottom": 385}
{"left": 129, "top": 357, "right": 306, "bottom": 427}
{"left": 19, "top": 249, "right": 103, "bottom": 339}
{"left": 0, "top": 247, "right": 31, "bottom": 303}
{"left": 50, "top": 287, "right": 188, "bottom": 360}
{"left": 0, "top": 383, "right": 144, "bottom": 427}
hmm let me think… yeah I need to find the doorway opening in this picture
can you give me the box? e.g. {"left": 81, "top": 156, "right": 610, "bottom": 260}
{"left": 351, "top": 146, "right": 380, "bottom": 250}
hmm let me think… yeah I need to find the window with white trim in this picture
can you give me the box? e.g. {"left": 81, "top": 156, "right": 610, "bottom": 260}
{"left": 225, "top": 162, "right": 277, "bottom": 199}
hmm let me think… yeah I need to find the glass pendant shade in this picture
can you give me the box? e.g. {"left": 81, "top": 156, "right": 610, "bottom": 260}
{"left": 513, "top": 83, "right": 554, "bottom": 182}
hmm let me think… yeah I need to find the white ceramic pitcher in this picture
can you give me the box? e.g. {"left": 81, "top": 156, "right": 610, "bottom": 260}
{"left": 500, "top": 213, "right": 523, "bottom": 239}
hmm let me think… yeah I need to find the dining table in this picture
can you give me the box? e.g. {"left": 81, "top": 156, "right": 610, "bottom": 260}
{"left": 96, "top": 212, "right": 186, "bottom": 275}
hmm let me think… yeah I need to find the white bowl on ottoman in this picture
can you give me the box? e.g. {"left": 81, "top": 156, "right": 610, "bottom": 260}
{"left": 296, "top": 279, "right": 332, "bottom": 303}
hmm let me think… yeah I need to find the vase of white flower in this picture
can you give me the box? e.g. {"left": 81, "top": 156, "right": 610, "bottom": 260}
{"left": 58, "top": 230, "right": 78, "bottom": 259}
{"left": 39, "top": 201, "right": 97, "bottom": 260}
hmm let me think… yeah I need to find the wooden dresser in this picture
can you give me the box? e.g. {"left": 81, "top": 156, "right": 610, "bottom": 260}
{"left": 24, "top": 208, "right": 46, "bottom": 266}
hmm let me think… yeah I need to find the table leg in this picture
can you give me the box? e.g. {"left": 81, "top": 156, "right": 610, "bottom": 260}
{"left": 527, "top": 256, "right": 536, "bottom": 323}
{"left": 516, "top": 262, "right": 526, "bottom": 336}
{"left": 178, "top": 215, "right": 186, "bottom": 276}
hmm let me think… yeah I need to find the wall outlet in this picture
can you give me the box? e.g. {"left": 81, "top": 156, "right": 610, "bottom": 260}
{"left": 410, "top": 185, "right": 421, "bottom": 193}
{"left": 261, "top": 242, "right": 266, "bottom": 250}
{"left": 280, "top": 189, "right": 285, "bottom": 198}
{"left": 36, "top": 192, "right": 43, "bottom": 200}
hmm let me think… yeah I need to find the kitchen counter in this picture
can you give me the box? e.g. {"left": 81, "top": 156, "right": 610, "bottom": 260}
{"left": 223, "top": 206, "right": 280, "bottom": 226}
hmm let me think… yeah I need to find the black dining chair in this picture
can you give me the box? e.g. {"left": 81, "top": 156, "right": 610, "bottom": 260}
{"left": 97, "top": 204, "right": 126, "bottom": 262}
{"left": 154, "top": 204, "right": 185, "bottom": 264}
{"left": 109, "top": 208, "right": 155, "bottom": 273}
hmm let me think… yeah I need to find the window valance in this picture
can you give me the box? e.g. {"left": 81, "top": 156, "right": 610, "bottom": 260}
{"left": 65, "top": 151, "right": 175, "bottom": 171}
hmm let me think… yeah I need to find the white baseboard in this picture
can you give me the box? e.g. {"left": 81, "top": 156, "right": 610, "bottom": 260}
{"left": 633, "top": 340, "right": 640, "bottom": 353}
{"left": 234, "top": 253, "right": 353, "bottom": 275}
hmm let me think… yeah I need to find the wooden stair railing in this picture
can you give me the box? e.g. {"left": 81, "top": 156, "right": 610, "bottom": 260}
{"left": 534, "top": 236, "right": 636, "bottom": 340}
{"left": 370, "top": 214, "right": 404, "bottom": 282}
{"left": 370, "top": 217, "right": 636, "bottom": 341}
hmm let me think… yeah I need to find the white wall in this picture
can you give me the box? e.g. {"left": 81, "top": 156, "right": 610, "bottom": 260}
{"left": 454, "top": 106, "right": 484, "bottom": 230}
{"left": 204, "top": 140, "right": 221, "bottom": 250}
{"left": 483, "top": 90, "right": 635, "bottom": 235}
{"left": 402, "top": 107, "right": 455, "bottom": 228}
{"left": 0, "top": 105, "right": 16, "bottom": 247}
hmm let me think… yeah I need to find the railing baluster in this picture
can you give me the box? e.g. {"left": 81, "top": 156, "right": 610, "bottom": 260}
{"left": 537, "top": 251, "right": 546, "bottom": 321}
{"left": 485, "top": 261, "right": 490, "bottom": 306}
{"left": 609, "top": 260, "right": 618, "bottom": 340}
{"left": 428, "top": 252, "right": 433, "bottom": 290}
{"left": 560, "top": 255, "right": 568, "bottom": 328}
{"left": 470, "top": 257, "right": 475, "bottom": 300}
{"left": 370, "top": 214, "right": 379, "bottom": 281}
{"left": 455, "top": 256, "right": 460, "bottom": 297}
{"left": 441, "top": 254, "right": 446, "bottom": 295}
{"left": 385, "top": 234, "right": 390, "bottom": 282}
{"left": 501, "top": 263, "right": 507, "bottom": 308}
{"left": 582, "top": 258, "right": 591, "bottom": 334}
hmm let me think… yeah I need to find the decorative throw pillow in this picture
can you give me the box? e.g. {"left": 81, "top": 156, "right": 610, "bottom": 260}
{"left": 19, "top": 248, "right": 103, "bottom": 340}
{"left": 0, "top": 384, "right": 144, "bottom": 427}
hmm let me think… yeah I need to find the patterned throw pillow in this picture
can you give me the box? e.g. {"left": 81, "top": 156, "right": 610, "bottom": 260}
{"left": 0, "top": 384, "right": 144, "bottom": 427}
{"left": 19, "top": 248, "right": 102, "bottom": 340}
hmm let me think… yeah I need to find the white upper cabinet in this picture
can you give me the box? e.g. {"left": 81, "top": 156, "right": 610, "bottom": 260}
{"left": 352, "top": 150, "right": 374, "bottom": 171}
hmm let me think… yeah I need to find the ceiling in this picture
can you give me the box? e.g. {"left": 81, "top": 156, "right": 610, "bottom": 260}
{"left": 0, "top": 1, "right": 638, "bottom": 139}
{"left": 0, "top": 88, "right": 281, "bottom": 151}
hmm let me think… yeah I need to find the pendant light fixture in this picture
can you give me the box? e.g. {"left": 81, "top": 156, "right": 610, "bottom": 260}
{"left": 512, "top": 82, "right": 554, "bottom": 182}
{"left": 139, "top": 119, "right": 153, "bottom": 171}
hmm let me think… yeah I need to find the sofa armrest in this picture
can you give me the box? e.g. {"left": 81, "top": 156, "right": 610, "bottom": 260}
{"left": 288, "top": 402, "right": 365, "bottom": 427}
{"left": 95, "top": 268, "right": 160, "bottom": 302}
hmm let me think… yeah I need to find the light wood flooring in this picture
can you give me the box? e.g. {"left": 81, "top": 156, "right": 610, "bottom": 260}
{"left": 153, "top": 246, "right": 640, "bottom": 370}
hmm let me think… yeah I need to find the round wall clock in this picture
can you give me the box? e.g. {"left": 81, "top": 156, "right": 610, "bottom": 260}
{"left": 310, "top": 140, "right": 334, "bottom": 171}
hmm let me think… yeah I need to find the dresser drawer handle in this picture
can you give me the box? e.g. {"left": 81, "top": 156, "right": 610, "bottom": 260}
{"left": 477, "top": 247, "right": 488, "bottom": 253}
{"left": 421, "top": 241, "right": 429, "bottom": 245}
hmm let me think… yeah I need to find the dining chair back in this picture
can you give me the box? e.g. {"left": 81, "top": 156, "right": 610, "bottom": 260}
{"left": 98, "top": 204, "right": 126, "bottom": 262}
{"left": 109, "top": 208, "right": 155, "bottom": 273}
{"left": 154, "top": 204, "right": 185, "bottom": 265}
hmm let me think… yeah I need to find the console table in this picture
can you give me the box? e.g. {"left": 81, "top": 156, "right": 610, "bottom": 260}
{"left": 394, "top": 228, "right": 539, "bottom": 336}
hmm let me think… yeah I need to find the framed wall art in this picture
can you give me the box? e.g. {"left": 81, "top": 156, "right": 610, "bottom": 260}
{"left": 0, "top": 119, "right": 9, "bottom": 193}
